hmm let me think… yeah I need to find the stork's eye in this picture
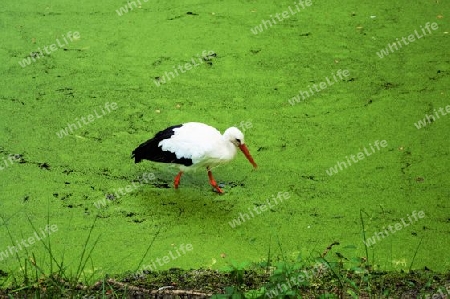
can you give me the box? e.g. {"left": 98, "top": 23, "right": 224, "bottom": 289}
{"left": 235, "top": 138, "right": 241, "bottom": 144}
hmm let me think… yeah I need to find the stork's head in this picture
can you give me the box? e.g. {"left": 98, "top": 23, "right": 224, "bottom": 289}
{"left": 224, "top": 127, "right": 257, "bottom": 168}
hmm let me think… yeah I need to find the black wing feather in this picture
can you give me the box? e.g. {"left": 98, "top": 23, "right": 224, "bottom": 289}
{"left": 131, "top": 124, "right": 193, "bottom": 166}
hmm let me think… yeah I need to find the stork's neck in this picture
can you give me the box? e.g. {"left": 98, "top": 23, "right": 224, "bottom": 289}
{"left": 218, "top": 135, "right": 238, "bottom": 160}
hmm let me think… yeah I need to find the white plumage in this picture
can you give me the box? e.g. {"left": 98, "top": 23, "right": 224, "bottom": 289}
{"left": 132, "top": 122, "right": 257, "bottom": 193}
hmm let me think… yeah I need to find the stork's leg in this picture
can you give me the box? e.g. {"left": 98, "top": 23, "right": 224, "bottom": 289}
{"left": 174, "top": 171, "right": 183, "bottom": 189}
{"left": 207, "top": 168, "right": 223, "bottom": 193}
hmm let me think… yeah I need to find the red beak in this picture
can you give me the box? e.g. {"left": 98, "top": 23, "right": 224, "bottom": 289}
{"left": 239, "top": 144, "right": 257, "bottom": 168}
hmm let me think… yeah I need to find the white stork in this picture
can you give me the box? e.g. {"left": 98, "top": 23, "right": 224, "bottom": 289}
{"left": 132, "top": 122, "right": 257, "bottom": 193}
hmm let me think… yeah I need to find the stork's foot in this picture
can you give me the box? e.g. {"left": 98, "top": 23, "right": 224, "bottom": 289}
{"left": 207, "top": 170, "right": 223, "bottom": 193}
{"left": 174, "top": 171, "right": 183, "bottom": 189}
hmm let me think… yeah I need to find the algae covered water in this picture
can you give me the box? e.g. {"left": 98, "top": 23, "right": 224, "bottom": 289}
{"left": 1, "top": 0, "right": 449, "bottom": 284}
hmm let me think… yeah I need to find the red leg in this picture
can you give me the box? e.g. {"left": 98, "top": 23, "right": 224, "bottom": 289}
{"left": 207, "top": 168, "right": 223, "bottom": 193}
{"left": 174, "top": 171, "right": 183, "bottom": 189}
